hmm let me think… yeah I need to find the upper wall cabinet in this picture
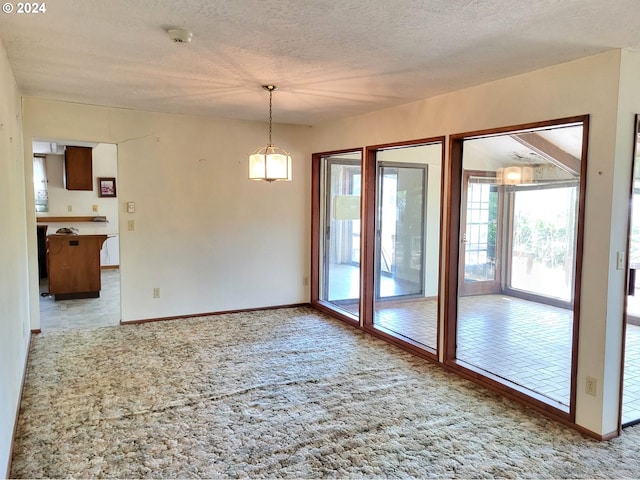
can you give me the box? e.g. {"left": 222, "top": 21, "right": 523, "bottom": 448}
{"left": 64, "top": 146, "right": 93, "bottom": 191}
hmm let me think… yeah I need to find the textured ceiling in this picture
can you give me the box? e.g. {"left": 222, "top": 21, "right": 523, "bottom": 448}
{"left": 2, "top": 0, "right": 640, "bottom": 125}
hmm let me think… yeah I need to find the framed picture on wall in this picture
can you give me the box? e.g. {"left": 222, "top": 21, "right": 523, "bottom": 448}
{"left": 98, "top": 177, "right": 116, "bottom": 197}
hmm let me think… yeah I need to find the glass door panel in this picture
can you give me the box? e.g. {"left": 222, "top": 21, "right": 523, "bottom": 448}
{"left": 319, "top": 154, "right": 362, "bottom": 316}
{"left": 378, "top": 165, "right": 425, "bottom": 298}
{"left": 372, "top": 143, "right": 442, "bottom": 351}
{"left": 454, "top": 121, "right": 585, "bottom": 412}
{"left": 460, "top": 173, "right": 500, "bottom": 296}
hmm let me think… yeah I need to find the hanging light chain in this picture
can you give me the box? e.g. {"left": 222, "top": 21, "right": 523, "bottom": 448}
{"left": 268, "top": 87, "right": 273, "bottom": 147}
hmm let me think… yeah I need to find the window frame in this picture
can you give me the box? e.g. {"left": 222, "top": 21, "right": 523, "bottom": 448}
{"left": 444, "top": 115, "right": 589, "bottom": 423}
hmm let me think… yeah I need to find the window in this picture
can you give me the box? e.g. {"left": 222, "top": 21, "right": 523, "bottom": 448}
{"left": 33, "top": 156, "right": 48, "bottom": 212}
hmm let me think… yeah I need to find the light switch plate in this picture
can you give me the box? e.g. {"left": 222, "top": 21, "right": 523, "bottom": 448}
{"left": 127, "top": 202, "right": 135, "bottom": 213}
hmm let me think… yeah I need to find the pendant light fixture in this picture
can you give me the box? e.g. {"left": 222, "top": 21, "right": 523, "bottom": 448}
{"left": 249, "top": 85, "right": 292, "bottom": 182}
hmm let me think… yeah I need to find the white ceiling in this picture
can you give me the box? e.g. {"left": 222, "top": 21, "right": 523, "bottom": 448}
{"left": 2, "top": 0, "right": 640, "bottom": 126}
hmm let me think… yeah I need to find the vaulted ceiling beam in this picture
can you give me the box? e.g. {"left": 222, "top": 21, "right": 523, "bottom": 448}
{"left": 510, "top": 133, "right": 581, "bottom": 176}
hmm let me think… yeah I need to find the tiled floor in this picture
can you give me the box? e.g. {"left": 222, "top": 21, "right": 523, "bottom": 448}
{"left": 374, "top": 297, "right": 438, "bottom": 349}
{"left": 457, "top": 295, "right": 572, "bottom": 408}
{"left": 39, "top": 268, "right": 121, "bottom": 332}
{"left": 623, "top": 326, "right": 640, "bottom": 425}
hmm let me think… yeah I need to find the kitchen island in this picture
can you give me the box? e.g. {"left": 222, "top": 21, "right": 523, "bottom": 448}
{"left": 47, "top": 234, "right": 108, "bottom": 300}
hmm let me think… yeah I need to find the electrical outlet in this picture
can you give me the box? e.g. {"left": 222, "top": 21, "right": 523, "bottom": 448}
{"left": 586, "top": 376, "right": 597, "bottom": 396}
{"left": 153, "top": 288, "right": 160, "bottom": 298}
{"left": 92, "top": 204, "right": 98, "bottom": 213}
{"left": 67, "top": 205, "right": 72, "bottom": 212}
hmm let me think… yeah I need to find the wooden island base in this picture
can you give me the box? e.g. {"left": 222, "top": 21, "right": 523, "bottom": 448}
{"left": 47, "top": 234, "right": 108, "bottom": 300}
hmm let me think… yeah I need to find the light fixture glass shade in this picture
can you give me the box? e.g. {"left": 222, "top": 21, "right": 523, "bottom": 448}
{"left": 497, "top": 166, "right": 534, "bottom": 185}
{"left": 249, "top": 145, "right": 292, "bottom": 182}
{"left": 504, "top": 166, "right": 522, "bottom": 183}
{"left": 249, "top": 85, "right": 292, "bottom": 183}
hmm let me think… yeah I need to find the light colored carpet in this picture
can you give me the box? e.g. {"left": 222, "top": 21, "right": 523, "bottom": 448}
{"left": 10, "top": 306, "right": 640, "bottom": 478}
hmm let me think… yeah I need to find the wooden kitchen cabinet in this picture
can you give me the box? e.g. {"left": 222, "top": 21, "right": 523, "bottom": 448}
{"left": 47, "top": 234, "right": 107, "bottom": 300}
{"left": 64, "top": 146, "right": 93, "bottom": 190}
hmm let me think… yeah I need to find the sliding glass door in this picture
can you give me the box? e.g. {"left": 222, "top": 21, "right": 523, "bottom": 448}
{"left": 377, "top": 164, "right": 426, "bottom": 299}
{"left": 371, "top": 143, "right": 442, "bottom": 351}
{"left": 312, "top": 140, "right": 442, "bottom": 354}
{"left": 317, "top": 152, "right": 362, "bottom": 317}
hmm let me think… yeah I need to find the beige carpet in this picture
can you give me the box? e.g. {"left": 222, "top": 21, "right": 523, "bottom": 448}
{"left": 10, "top": 306, "right": 640, "bottom": 478}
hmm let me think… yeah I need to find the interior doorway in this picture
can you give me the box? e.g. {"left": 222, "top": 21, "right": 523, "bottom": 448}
{"left": 32, "top": 139, "right": 121, "bottom": 332}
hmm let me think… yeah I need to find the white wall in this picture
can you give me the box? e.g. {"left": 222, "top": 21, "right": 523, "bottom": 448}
{"left": 22, "top": 99, "right": 312, "bottom": 324}
{"left": 311, "top": 50, "right": 626, "bottom": 437}
{"left": 0, "top": 40, "right": 29, "bottom": 477}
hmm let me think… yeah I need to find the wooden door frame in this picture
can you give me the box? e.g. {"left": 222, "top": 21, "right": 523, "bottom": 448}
{"left": 311, "top": 148, "right": 363, "bottom": 325}
{"left": 362, "top": 137, "right": 445, "bottom": 359}
{"left": 444, "top": 115, "right": 589, "bottom": 424}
